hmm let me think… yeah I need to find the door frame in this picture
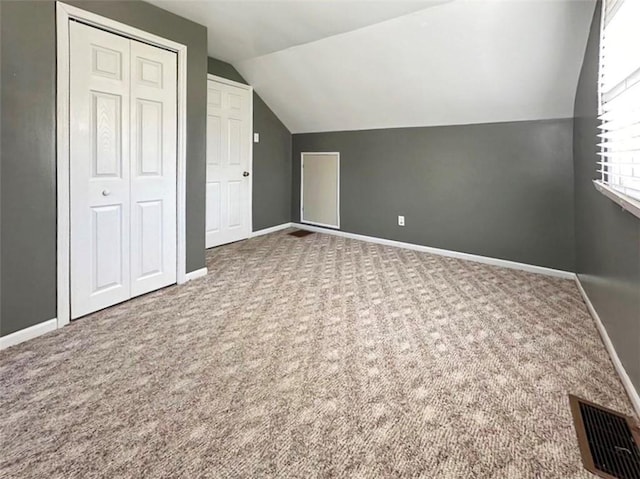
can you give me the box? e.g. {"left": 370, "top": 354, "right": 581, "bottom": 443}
{"left": 206, "top": 74, "right": 254, "bottom": 243}
{"left": 300, "top": 152, "right": 341, "bottom": 229}
{"left": 56, "top": 2, "right": 188, "bottom": 329}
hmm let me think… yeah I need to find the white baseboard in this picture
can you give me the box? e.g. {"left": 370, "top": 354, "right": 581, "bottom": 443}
{"left": 185, "top": 267, "right": 208, "bottom": 282}
{"left": 574, "top": 277, "right": 640, "bottom": 418}
{"left": 250, "top": 222, "right": 293, "bottom": 238}
{"left": 292, "top": 223, "right": 574, "bottom": 279}
{"left": 0, "top": 318, "right": 58, "bottom": 350}
{"left": 289, "top": 222, "right": 638, "bottom": 415}
{"left": 1, "top": 267, "right": 208, "bottom": 350}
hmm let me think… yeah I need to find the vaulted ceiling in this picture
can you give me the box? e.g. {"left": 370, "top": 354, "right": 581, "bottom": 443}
{"left": 149, "top": 0, "right": 596, "bottom": 134}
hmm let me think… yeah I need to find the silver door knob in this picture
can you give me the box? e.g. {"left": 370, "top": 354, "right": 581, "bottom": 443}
{"left": 102, "top": 189, "right": 111, "bottom": 196}
{"left": 243, "top": 171, "right": 250, "bottom": 177}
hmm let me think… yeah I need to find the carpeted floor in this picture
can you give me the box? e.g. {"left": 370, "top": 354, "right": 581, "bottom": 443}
{"left": 0, "top": 229, "right": 635, "bottom": 478}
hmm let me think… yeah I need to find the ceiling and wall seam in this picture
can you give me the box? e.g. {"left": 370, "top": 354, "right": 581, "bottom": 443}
{"left": 151, "top": 0, "right": 597, "bottom": 134}
{"left": 231, "top": 1, "right": 454, "bottom": 64}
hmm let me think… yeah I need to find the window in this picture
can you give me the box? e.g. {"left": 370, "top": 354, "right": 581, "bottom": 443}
{"left": 596, "top": 0, "right": 640, "bottom": 216}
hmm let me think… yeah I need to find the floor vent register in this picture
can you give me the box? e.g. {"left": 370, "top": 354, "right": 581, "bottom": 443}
{"left": 570, "top": 395, "right": 640, "bottom": 479}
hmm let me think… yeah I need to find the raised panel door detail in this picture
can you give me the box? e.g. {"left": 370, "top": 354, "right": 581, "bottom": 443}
{"left": 228, "top": 93, "right": 242, "bottom": 110}
{"left": 92, "top": 92, "right": 122, "bottom": 177}
{"left": 207, "top": 115, "right": 222, "bottom": 166}
{"left": 91, "top": 205, "right": 124, "bottom": 293}
{"left": 92, "top": 44, "right": 121, "bottom": 80}
{"left": 228, "top": 118, "right": 241, "bottom": 166}
{"left": 137, "top": 200, "right": 163, "bottom": 278}
{"left": 137, "top": 58, "right": 163, "bottom": 88}
{"left": 206, "top": 182, "right": 221, "bottom": 233}
{"left": 137, "top": 99, "right": 163, "bottom": 176}
{"left": 227, "top": 181, "right": 241, "bottom": 228}
{"left": 208, "top": 88, "right": 222, "bottom": 108}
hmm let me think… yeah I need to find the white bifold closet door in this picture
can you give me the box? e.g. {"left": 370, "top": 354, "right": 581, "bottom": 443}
{"left": 69, "top": 21, "right": 177, "bottom": 319}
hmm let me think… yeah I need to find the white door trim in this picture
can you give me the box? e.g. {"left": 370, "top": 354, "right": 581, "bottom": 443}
{"left": 300, "top": 152, "right": 341, "bottom": 229}
{"left": 206, "top": 74, "right": 254, "bottom": 241}
{"left": 207, "top": 73, "right": 252, "bottom": 92}
{"left": 56, "top": 1, "right": 188, "bottom": 329}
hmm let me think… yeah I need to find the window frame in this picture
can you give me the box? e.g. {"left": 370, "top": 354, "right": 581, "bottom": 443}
{"left": 594, "top": 0, "right": 640, "bottom": 219}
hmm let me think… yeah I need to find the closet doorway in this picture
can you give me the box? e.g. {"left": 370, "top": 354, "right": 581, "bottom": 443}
{"left": 57, "top": 3, "right": 188, "bottom": 327}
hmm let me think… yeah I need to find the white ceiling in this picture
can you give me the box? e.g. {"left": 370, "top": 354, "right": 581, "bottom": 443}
{"left": 149, "top": 0, "right": 443, "bottom": 62}
{"left": 149, "top": 0, "right": 596, "bottom": 134}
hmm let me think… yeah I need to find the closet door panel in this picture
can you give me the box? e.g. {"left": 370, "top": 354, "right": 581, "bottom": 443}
{"left": 129, "top": 39, "right": 177, "bottom": 297}
{"left": 70, "top": 21, "right": 131, "bottom": 319}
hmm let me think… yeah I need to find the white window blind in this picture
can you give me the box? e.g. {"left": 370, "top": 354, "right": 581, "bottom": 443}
{"left": 598, "top": 0, "right": 640, "bottom": 202}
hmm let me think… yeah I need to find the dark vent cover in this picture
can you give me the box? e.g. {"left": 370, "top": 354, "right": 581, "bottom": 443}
{"left": 288, "top": 230, "right": 314, "bottom": 238}
{"left": 569, "top": 395, "right": 640, "bottom": 479}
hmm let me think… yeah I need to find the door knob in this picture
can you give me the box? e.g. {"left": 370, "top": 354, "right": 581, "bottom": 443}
{"left": 102, "top": 189, "right": 111, "bottom": 196}
{"left": 243, "top": 171, "right": 250, "bottom": 177}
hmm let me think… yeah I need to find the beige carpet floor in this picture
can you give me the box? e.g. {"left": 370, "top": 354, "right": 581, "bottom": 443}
{"left": 0, "top": 229, "right": 635, "bottom": 478}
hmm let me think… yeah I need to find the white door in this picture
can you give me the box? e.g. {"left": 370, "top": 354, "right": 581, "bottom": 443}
{"left": 129, "top": 39, "right": 177, "bottom": 297}
{"left": 301, "top": 152, "right": 340, "bottom": 229}
{"left": 69, "top": 21, "right": 177, "bottom": 319}
{"left": 206, "top": 78, "right": 252, "bottom": 248}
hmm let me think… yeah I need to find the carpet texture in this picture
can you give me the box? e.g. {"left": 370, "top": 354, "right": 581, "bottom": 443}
{"left": 0, "top": 230, "right": 635, "bottom": 478}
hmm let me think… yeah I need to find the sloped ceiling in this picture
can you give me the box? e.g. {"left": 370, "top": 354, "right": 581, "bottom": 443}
{"left": 149, "top": 1, "right": 442, "bottom": 62}
{"left": 149, "top": 0, "right": 596, "bottom": 134}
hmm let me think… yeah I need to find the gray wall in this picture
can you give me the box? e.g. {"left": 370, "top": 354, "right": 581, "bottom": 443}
{"left": 573, "top": 3, "right": 640, "bottom": 391}
{"left": 0, "top": 1, "right": 208, "bottom": 336}
{"left": 207, "top": 57, "right": 246, "bottom": 85}
{"left": 2, "top": 1, "right": 58, "bottom": 337}
{"left": 293, "top": 119, "right": 576, "bottom": 271}
{"left": 0, "top": 0, "right": 3, "bottom": 331}
{"left": 207, "top": 58, "right": 292, "bottom": 231}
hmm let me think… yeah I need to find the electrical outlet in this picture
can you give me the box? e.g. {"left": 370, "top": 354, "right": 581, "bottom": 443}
{"left": 398, "top": 215, "right": 405, "bottom": 226}
{"left": 253, "top": 133, "right": 260, "bottom": 143}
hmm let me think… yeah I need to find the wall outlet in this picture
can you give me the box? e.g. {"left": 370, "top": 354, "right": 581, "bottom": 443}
{"left": 253, "top": 132, "right": 260, "bottom": 143}
{"left": 398, "top": 215, "right": 405, "bottom": 226}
